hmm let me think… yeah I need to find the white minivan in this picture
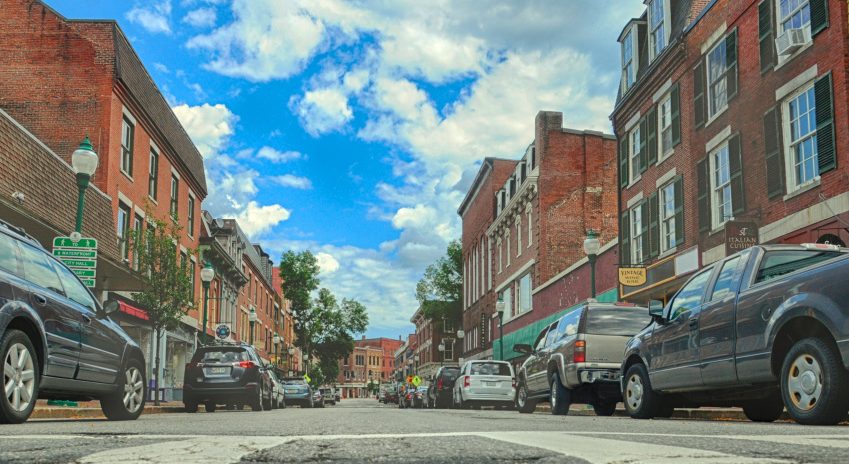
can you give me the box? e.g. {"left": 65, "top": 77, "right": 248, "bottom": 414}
{"left": 453, "top": 360, "right": 515, "bottom": 410}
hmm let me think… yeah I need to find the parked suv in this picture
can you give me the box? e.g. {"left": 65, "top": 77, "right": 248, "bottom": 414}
{"left": 0, "top": 220, "right": 147, "bottom": 424}
{"left": 453, "top": 360, "right": 515, "bottom": 409}
{"left": 427, "top": 366, "right": 460, "bottom": 409}
{"left": 282, "top": 377, "right": 314, "bottom": 408}
{"left": 514, "top": 302, "right": 650, "bottom": 416}
{"left": 182, "top": 343, "right": 274, "bottom": 412}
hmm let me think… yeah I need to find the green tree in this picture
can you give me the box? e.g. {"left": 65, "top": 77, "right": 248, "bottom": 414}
{"left": 131, "top": 216, "right": 194, "bottom": 406}
{"left": 278, "top": 250, "right": 320, "bottom": 354}
{"left": 416, "top": 239, "right": 463, "bottom": 324}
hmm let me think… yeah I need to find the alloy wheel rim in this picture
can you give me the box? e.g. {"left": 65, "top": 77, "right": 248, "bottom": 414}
{"left": 3, "top": 343, "right": 35, "bottom": 413}
{"left": 787, "top": 353, "right": 823, "bottom": 412}
{"left": 122, "top": 366, "right": 144, "bottom": 413}
{"left": 517, "top": 385, "right": 526, "bottom": 407}
{"left": 626, "top": 374, "right": 643, "bottom": 411}
{"left": 550, "top": 381, "right": 557, "bottom": 409}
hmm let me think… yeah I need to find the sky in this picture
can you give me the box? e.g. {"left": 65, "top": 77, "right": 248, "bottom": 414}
{"left": 47, "top": 0, "right": 645, "bottom": 338}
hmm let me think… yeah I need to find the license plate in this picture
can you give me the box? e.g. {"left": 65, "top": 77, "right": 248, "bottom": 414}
{"left": 207, "top": 367, "right": 227, "bottom": 374}
{"left": 484, "top": 381, "right": 497, "bottom": 387}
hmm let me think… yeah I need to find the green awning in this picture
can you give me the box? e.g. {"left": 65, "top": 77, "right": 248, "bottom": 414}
{"left": 492, "top": 288, "right": 618, "bottom": 361}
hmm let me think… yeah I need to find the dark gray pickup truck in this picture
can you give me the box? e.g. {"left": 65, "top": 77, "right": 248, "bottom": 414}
{"left": 622, "top": 243, "right": 849, "bottom": 425}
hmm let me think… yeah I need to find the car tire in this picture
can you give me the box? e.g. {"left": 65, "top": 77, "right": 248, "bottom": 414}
{"left": 550, "top": 373, "right": 570, "bottom": 416}
{"left": 743, "top": 391, "right": 784, "bottom": 423}
{"left": 515, "top": 378, "right": 536, "bottom": 414}
{"left": 780, "top": 337, "right": 849, "bottom": 425}
{"left": 623, "top": 363, "right": 662, "bottom": 419}
{"left": 204, "top": 402, "right": 216, "bottom": 413}
{"left": 101, "top": 358, "right": 146, "bottom": 421}
{"left": 262, "top": 391, "right": 273, "bottom": 411}
{"left": 184, "top": 400, "right": 198, "bottom": 413}
{"left": 0, "top": 330, "right": 39, "bottom": 424}
{"left": 225, "top": 403, "right": 235, "bottom": 411}
{"left": 592, "top": 401, "right": 617, "bottom": 417}
{"left": 251, "top": 387, "right": 264, "bottom": 412}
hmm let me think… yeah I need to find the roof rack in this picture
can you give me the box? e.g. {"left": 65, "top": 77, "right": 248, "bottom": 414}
{"left": 0, "top": 219, "right": 43, "bottom": 248}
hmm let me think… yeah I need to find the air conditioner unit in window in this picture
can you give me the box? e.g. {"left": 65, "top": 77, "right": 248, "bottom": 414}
{"left": 776, "top": 28, "right": 806, "bottom": 56}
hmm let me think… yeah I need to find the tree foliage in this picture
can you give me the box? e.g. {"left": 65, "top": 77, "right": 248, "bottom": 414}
{"left": 130, "top": 215, "right": 194, "bottom": 405}
{"left": 416, "top": 239, "right": 463, "bottom": 323}
{"left": 278, "top": 250, "right": 320, "bottom": 352}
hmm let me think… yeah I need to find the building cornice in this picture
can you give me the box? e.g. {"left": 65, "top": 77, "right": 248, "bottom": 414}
{"left": 487, "top": 176, "right": 538, "bottom": 237}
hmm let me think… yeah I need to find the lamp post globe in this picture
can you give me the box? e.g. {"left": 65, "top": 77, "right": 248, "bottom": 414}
{"left": 583, "top": 229, "right": 601, "bottom": 298}
{"left": 248, "top": 306, "right": 257, "bottom": 345}
{"left": 71, "top": 137, "right": 98, "bottom": 233}
{"left": 288, "top": 346, "right": 295, "bottom": 355}
{"left": 199, "top": 263, "right": 214, "bottom": 342}
{"left": 456, "top": 329, "right": 465, "bottom": 339}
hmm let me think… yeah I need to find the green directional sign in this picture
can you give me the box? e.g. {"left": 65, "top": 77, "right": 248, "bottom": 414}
{"left": 53, "top": 236, "right": 98, "bottom": 288}
{"left": 53, "top": 249, "right": 97, "bottom": 259}
{"left": 53, "top": 237, "right": 97, "bottom": 249}
{"left": 71, "top": 269, "right": 96, "bottom": 278}
{"left": 80, "top": 279, "right": 96, "bottom": 287}
{"left": 62, "top": 259, "right": 97, "bottom": 268}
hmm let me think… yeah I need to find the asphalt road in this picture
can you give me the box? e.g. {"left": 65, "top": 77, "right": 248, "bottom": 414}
{"left": 1, "top": 399, "right": 848, "bottom": 463}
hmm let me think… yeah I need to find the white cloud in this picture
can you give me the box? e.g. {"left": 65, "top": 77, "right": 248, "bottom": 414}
{"left": 290, "top": 87, "right": 353, "bottom": 136}
{"left": 270, "top": 174, "right": 313, "bottom": 190}
{"left": 126, "top": 0, "right": 173, "bottom": 35}
{"left": 183, "top": 7, "right": 217, "bottom": 28}
{"left": 171, "top": 103, "right": 236, "bottom": 158}
{"left": 315, "top": 252, "right": 340, "bottom": 274}
{"left": 256, "top": 147, "right": 303, "bottom": 163}
{"left": 234, "top": 201, "right": 291, "bottom": 237}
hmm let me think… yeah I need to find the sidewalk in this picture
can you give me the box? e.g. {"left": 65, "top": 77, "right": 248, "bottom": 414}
{"left": 31, "top": 400, "right": 183, "bottom": 420}
{"left": 534, "top": 403, "right": 788, "bottom": 421}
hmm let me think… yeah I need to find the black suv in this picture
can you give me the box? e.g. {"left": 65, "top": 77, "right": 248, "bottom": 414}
{"left": 0, "top": 221, "right": 147, "bottom": 424}
{"left": 182, "top": 343, "right": 274, "bottom": 412}
{"left": 427, "top": 366, "right": 460, "bottom": 409}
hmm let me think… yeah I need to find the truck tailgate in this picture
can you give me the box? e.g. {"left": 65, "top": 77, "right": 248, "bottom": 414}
{"left": 583, "top": 334, "right": 630, "bottom": 365}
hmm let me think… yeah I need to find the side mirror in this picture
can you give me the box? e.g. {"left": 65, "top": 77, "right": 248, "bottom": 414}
{"left": 648, "top": 300, "right": 665, "bottom": 320}
{"left": 513, "top": 343, "right": 532, "bottom": 355}
{"left": 103, "top": 299, "right": 120, "bottom": 316}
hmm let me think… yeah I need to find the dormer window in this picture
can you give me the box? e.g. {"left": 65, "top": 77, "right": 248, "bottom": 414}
{"left": 648, "top": 0, "right": 668, "bottom": 61}
{"left": 621, "top": 28, "right": 636, "bottom": 91}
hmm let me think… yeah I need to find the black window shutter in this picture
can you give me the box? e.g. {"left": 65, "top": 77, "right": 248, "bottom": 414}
{"left": 619, "top": 137, "right": 629, "bottom": 188}
{"left": 758, "top": 1, "right": 775, "bottom": 73}
{"left": 639, "top": 117, "right": 648, "bottom": 173}
{"left": 648, "top": 192, "right": 660, "bottom": 259}
{"left": 673, "top": 177, "right": 684, "bottom": 246}
{"left": 726, "top": 29, "right": 738, "bottom": 101}
{"left": 620, "top": 210, "right": 631, "bottom": 265}
{"left": 815, "top": 72, "right": 836, "bottom": 174}
{"left": 694, "top": 61, "right": 706, "bottom": 129}
{"left": 697, "top": 158, "right": 710, "bottom": 232}
{"left": 763, "top": 107, "right": 785, "bottom": 198}
{"left": 647, "top": 106, "right": 658, "bottom": 166}
{"left": 671, "top": 83, "right": 681, "bottom": 146}
{"left": 729, "top": 134, "right": 745, "bottom": 216}
{"left": 810, "top": 0, "right": 829, "bottom": 37}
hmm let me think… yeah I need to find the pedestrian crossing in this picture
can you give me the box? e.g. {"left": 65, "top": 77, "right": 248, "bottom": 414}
{"left": 3, "top": 431, "right": 848, "bottom": 463}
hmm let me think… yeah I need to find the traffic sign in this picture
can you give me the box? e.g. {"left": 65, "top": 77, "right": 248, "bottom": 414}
{"left": 61, "top": 259, "right": 97, "bottom": 268}
{"left": 53, "top": 235, "right": 98, "bottom": 288}
{"left": 71, "top": 269, "right": 96, "bottom": 278}
{"left": 406, "top": 375, "right": 414, "bottom": 384}
{"left": 53, "top": 249, "right": 97, "bottom": 259}
{"left": 412, "top": 375, "right": 421, "bottom": 387}
{"left": 304, "top": 373, "right": 312, "bottom": 384}
{"left": 53, "top": 237, "right": 97, "bottom": 249}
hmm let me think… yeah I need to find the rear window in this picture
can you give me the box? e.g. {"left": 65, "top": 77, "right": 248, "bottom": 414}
{"left": 755, "top": 250, "right": 843, "bottom": 283}
{"left": 196, "top": 348, "right": 249, "bottom": 363}
{"left": 469, "top": 362, "right": 511, "bottom": 376}
{"left": 284, "top": 379, "right": 306, "bottom": 385}
{"left": 584, "top": 309, "right": 650, "bottom": 336}
{"left": 440, "top": 368, "right": 460, "bottom": 380}
{"left": 0, "top": 233, "right": 18, "bottom": 275}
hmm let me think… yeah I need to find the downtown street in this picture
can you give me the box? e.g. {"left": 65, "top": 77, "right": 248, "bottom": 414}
{"left": 2, "top": 399, "right": 849, "bottom": 463}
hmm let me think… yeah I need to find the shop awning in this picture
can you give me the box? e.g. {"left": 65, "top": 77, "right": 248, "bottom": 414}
{"left": 492, "top": 288, "right": 618, "bottom": 361}
{"left": 118, "top": 301, "right": 149, "bottom": 321}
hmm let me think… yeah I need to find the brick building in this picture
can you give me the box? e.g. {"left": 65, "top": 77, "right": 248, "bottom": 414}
{"left": 271, "top": 267, "right": 296, "bottom": 373}
{"left": 337, "top": 337, "right": 403, "bottom": 398}
{"left": 0, "top": 0, "right": 210, "bottom": 398}
{"left": 393, "top": 334, "right": 417, "bottom": 382}
{"left": 410, "top": 306, "right": 460, "bottom": 378}
{"left": 612, "top": 0, "right": 849, "bottom": 303}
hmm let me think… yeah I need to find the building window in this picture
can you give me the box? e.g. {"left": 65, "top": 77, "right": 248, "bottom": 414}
{"left": 630, "top": 203, "right": 644, "bottom": 264}
{"left": 648, "top": 0, "right": 666, "bottom": 60}
{"left": 660, "top": 183, "right": 676, "bottom": 252}
{"left": 506, "top": 230, "right": 511, "bottom": 267}
{"left": 707, "top": 40, "right": 728, "bottom": 118}
{"left": 497, "top": 238, "right": 503, "bottom": 273}
{"left": 710, "top": 143, "right": 732, "bottom": 228}
{"left": 621, "top": 28, "right": 636, "bottom": 91}
{"left": 170, "top": 175, "right": 179, "bottom": 219}
{"left": 516, "top": 216, "right": 522, "bottom": 256}
{"left": 187, "top": 195, "right": 195, "bottom": 237}
{"left": 189, "top": 260, "right": 196, "bottom": 299}
{"left": 526, "top": 207, "right": 532, "bottom": 248}
{"left": 121, "top": 116, "right": 134, "bottom": 176}
{"left": 629, "top": 125, "right": 641, "bottom": 182}
{"left": 132, "top": 214, "right": 143, "bottom": 270}
{"left": 784, "top": 84, "right": 818, "bottom": 189}
{"left": 117, "top": 203, "right": 130, "bottom": 261}
{"left": 486, "top": 237, "right": 492, "bottom": 290}
{"left": 778, "top": 0, "right": 811, "bottom": 34}
{"left": 148, "top": 149, "right": 158, "bottom": 200}
{"left": 517, "top": 273, "right": 532, "bottom": 315}
{"left": 499, "top": 287, "right": 512, "bottom": 319}
{"left": 658, "top": 94, "right": 673, "bottom": 156}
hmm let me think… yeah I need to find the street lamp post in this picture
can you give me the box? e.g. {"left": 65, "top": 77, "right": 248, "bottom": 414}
{"left": 303, "top": 353, "right": 309, "bottom": 375}
{"left": 456, "top": 329, "right": 465, "bottom": 362}
{"left": 70, "top": 137, "right": 99, "bottom": 233}
{"left": 494, "top": 300, "right": 505, "bottom": 360}
{"left": 583, "top": 229, "right": 601, "bottom": 298}
{"left": 248, "top": 306, "right": 257, "bottom": 346}
{"left": 414, "top": 355, "right": 420, "bottom": 375}
{"left": 199, "top": 262, "right": 214, "bottom": 344}
{"left": 437, "top": 342, "right": 445, "bottom": 366}
{"left": 273, "top": 334, "right": 281, "bottom": 366}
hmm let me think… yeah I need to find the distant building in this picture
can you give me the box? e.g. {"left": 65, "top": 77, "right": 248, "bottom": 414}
{"left": 337, "top": 336, "right": 403, "bottom": 398}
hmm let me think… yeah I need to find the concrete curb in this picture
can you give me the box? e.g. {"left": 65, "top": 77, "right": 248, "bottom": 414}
{"left": 31, "top": 405, "right": 185, "bottom": 420}
{"left": 534, "top": 404, "right": 791, "bottom": 421}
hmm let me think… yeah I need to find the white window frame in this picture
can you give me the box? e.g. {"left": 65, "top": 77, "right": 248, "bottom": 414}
{"left": 648, "top": 0, "right": 670, "bottom": 61}
{"left": 516, "top": 216, "right": 522, "bottom": 256}
{"left": 776, "top": 0, "right": 813, "bottom": 36}
{"left": 621, "top": 26, "right": 637, "bottom": 92}
{"left": 706, "top": 38, "right": 729, "bottom": 119}
{"left": 517, "top": 272, "right": 532, "bottom": 316}
{"left": 487, "top": 237, "right": 492, "bottom": 290}
{"left": 660, "top": 182, "right": 676, "bottom": 253}
{"left": 658, "top": 93, "right": 674, "bottom": 159}
{"left": 117, "top": 202, "right": 131, "bottom": 261}
{"left": 629, "top": 125, "right": 641, "bottom": 183}
{"left": 782, "top": 82, "right": 819, "bottom": 191}
{"left": 506, "top": 229, "right": 511, "bottom": 267}
{"left": 526, "top": 206, "right": 532, "bottom": 248}
{"left": 630, "top": 203, "right": 644, "bottom": 264}
{"left": 709, "top": 142, "right": 733, "bottom": 229}
{"left": 497, "top": 237, "right": 503, "bottom": 274}
{"left": 120, "top": 116, "right": 134, "bottom": 178}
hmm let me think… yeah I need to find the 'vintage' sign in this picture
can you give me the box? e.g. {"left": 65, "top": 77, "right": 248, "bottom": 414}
{"left": 618, "top": 267, "right": 647, "bottom": 286}
{"left": 725, "top": 221, "right": 759, "bottom": 256}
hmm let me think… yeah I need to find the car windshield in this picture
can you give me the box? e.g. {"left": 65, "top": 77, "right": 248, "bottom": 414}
{"left": 469, "top": 362, "right": 511, "bottom": 376}
{"left": 197, "top": 349, "right": 249, "bottom": 363}
{"left": 756, "top": 250, "right": 844, "bottom": 283}
{"left": 584, "top": 309, "right": 651, "bottom": 336}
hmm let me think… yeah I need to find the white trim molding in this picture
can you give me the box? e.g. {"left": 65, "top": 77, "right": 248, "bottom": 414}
{"left": 494, "top": 259, "right": 535, "bottom": 294}
{"left": 760, "top": 192, "right": 849, "bottom": 243}
{"left": 534, "top": 239, "right": 619, "bottom": 295}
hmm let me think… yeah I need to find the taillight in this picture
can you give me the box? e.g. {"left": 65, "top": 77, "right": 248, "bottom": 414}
{"left": 463, "top": 375, "right": 470, "bottom": 388}
{"left": 437, "top": 378, "right": 443, "bottom": 390}
{"left": 186, "top": 362, "right": 197, "bottom": 370}
{"left": 574, "top": 340, "right": 586, "bottom": 363}
{"left": 235, "top": 360, "right": 257, "bottom": 369}
{"left": 511, "top": 377, "right": 516, "bottom": 389}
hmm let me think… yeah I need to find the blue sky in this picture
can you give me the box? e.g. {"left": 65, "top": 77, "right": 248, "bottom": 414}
{"left": 46, "top": 0, "right": 645, "bottom": 338}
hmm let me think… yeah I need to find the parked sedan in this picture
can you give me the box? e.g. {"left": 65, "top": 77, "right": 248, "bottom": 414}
{"left": 281, "top": 378, "right": 314, "bottom": 408}
{"left": 320, "top": 387, "right": 336, "bottom": 406}
{"left": 428, "top": 366, "right": 460, "bottom": 409}
{"left": 268, "top": 370, "right": 286, "bottom": 409}
{"left": 412, "top": 386, "right": 429, "bottom": 408}
{"left": 312, "top": 389, "right": 326, "bottom": 408}
{"left": 453, "top": 361, "right": 515, "bottom": 409}
{"left": 183, "top": 344, "right": 274, "bottom": 412}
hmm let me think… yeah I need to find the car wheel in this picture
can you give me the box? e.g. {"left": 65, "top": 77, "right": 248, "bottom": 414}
{"left": 101, "top": 358, "right": 146, "bottom": 421}
{"left": 280, "top": 398, "right": 286, "bottom": 409}
{"left": 743, "top": 391, "right": 783, "bottom": 423}
{"left": 251, "top": 387, "right": 264, "bottom": 412}
{"left": 225, "top": 403, "right": 235, "bottom": 411}
{"left": 515, "top": 378, "right": 536, "bottom": 414}
{"left": 780, "top": 337, "right": 849, "bottom": 425}
{"left": 550, "top": 374, "right": 570, "bottom": 415}
{"left": 592, "top": 401, "right": 617, "bottom": 417}
{"left": 0, "top": 330, "right": 39, "bottom": 424}
{"left": 623, "top": 363, "right": 662, "bottom": 419}
{"left": 204, "top": 402, "right": 216, "bottom": 413}
{"left": 262, "top": 391, "right": 273, "bottom": 411}
{"left": 184, "top": 400, "right": 198, "bottom": 413}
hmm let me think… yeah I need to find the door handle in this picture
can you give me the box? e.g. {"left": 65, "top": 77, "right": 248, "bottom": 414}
{"left": 32, "top": 294, "right": 48, "bottom": 306}
{"left": 82, "top": 314, "right": 92, "bottom": 324}
{"left": 688, "top": 319, "right": 699, "bottom": 329}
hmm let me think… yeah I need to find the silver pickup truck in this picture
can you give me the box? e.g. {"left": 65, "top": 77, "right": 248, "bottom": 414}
{"left": 513, "top": 302, "right": 650, "bottom": 415}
